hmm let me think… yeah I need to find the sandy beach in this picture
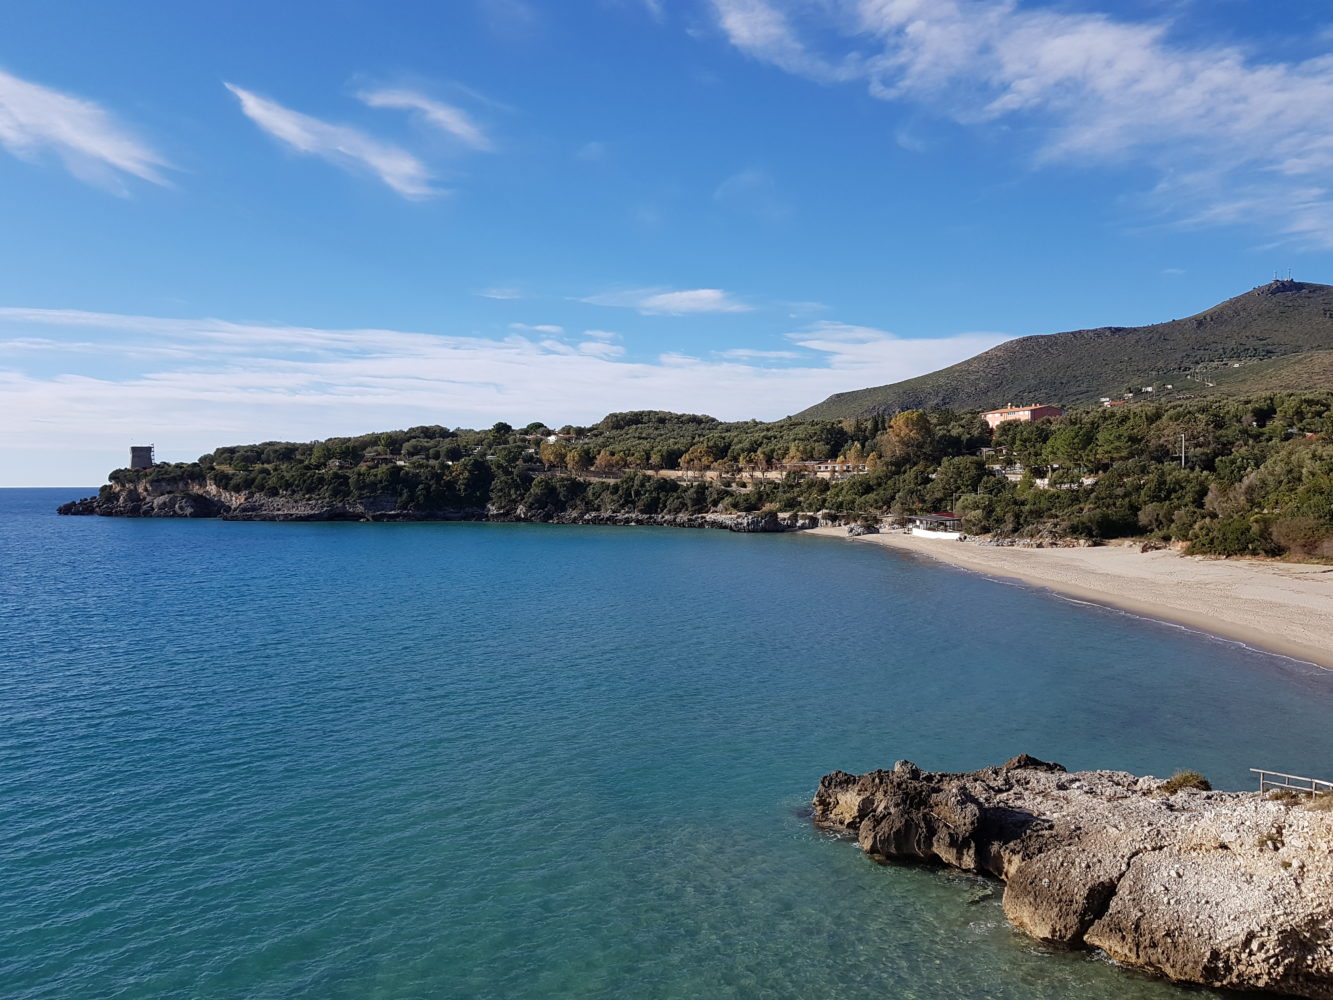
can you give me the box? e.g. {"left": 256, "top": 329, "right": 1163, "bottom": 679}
{"left": 809, "top": 526, "right": 1333, "bottom": 670}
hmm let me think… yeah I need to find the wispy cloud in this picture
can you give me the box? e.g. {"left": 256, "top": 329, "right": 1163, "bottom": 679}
{"left": 225, "top": 83, "right": 437, "bottom": 198}
{"left": 714, "top": 168, "right": 791, "bottom": 222}
{"left": 710, "top": 0, "right": 848, "bottom": 80}
{"left": 0, "top": 305, "right": 1006, "bottom": 484}
{"left": 509, "top": 322, "right": 564, "bottom": 334}
{"left": 0, "top": 68, "right": 170, "bottom": 191}
{"left": 477, "top": 0, "right": 542, "bottom": 42}
{"left": 477, "top": 286, "right": 524, "bottom": 300}
{"left": 580, "top": 287, "right": 753, "bottom": 315}
{"left": 716, "top": 347, "right": 800, "bottom": 360}
{"left": 357, "top": 88, "right": 493, "bottom": 152}
{"left": 708, "top": 0, "right": 1333, "bottom": 247}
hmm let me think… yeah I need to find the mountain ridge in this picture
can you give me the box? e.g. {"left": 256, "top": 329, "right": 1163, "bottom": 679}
{"left": 793, "top": 279, "right": 1333, "bottom": 419}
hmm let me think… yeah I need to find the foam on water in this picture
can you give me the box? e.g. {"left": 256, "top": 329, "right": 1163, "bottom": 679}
{"left": 4, "top": 488, "right": 1329, "bottom": 999}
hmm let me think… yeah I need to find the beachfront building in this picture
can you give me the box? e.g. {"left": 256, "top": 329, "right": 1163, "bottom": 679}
{"left": 982, "top": 403, "right": 1065, "bottom": 430}
{"left": 908, "top": 512, "right": 963, "bottom": 540}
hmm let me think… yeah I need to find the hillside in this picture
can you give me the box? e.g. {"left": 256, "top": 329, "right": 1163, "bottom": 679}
{"left": 794, "top": 280, "right": 1333, "bottom": 419}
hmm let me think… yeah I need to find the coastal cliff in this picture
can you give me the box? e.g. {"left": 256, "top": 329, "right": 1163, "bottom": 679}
{"left": 814, "top": 757, "right": 1333, "bottom": 997}
{"left": 56, "top": 480, "right": 824, "bottom": 531}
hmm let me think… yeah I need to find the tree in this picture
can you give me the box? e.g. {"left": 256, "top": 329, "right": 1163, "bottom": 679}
{"left": 593, "top": 449, "right": 627, "bottom": 474}
{"left": 879, "top": 410, "right": 935, "bottom": 463}
{"left": 539, "top": 439, "right": 569, "bottom": 469}
{"left": 566, "top": 445, "right": 596, "bottom": 473}
{"left": 680, "top": 444, "right": 716, "bottom": 476}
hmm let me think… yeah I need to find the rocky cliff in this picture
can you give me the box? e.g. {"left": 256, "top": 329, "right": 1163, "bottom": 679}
{"left": 56, "top": 480, "right": 826, "bottom": 532}
{"left": 814, "top": 757, "right": 1333, "bottom": 997}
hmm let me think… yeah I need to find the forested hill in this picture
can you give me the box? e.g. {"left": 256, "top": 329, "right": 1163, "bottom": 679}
{"left": 64, "top": 395, "right": 1333, "bottom": 559}
{"left": 795, "top": 280, "right": 1333, "bottom": 420}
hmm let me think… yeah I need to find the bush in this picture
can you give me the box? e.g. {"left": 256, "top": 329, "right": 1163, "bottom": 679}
{"left": 1160, "top": 770, "right": 1212, "bottom": 794}
{"left": 1187, "top": 516, "right": 1279, "bottom": 557}
{"left": 1270, "top": 518, "right": 1333, "bottom": 559}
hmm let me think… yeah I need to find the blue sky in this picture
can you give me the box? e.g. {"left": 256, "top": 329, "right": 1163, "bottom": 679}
{"left": 3, "top": 0, "right": 1333, "bottom": 485}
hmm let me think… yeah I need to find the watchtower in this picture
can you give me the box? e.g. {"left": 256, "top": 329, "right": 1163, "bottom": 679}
{"left": 129, "top": 445, "right": 155, "bottom": 470}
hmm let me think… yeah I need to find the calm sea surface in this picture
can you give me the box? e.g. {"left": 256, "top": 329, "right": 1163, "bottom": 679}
{"left": 5, "top": 486, "right": 1333, "bottom": 999}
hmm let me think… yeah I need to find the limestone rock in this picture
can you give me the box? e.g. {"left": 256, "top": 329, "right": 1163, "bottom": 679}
{"left": 813, "top": 759, "right": 1333, "bottom": 997}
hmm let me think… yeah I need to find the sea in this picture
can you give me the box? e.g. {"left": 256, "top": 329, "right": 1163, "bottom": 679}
{"left": 5, "top": 485, "right": 1333, "bottom": 1000}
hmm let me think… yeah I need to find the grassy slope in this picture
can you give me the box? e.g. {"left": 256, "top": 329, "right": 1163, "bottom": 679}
{"left": 794, "top": 280, "right": 1333, "bottom": 420}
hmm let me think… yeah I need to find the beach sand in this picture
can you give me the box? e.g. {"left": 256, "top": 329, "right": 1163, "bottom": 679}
{"left": 808, "top": 527, "right": 1333, "bottom": 670}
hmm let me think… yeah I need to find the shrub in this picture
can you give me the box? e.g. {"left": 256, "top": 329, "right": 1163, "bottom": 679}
{"left": 1270, "top": 518, "right": 1333, "bottom": 559}
{"left": 1267, "top": 788, "right": 1300, "bottom": 803}
{"left": 1160, "top": 770, "right": 1212, "bottom": 794}
{"left": 1187, "top": 516, "right": 1279, "bottom": 557}
{"left": 1304, "top": 791, "right": 1333, "bottom": 812}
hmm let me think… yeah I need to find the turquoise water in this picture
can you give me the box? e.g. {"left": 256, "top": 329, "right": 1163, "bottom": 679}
{"left": 5, "top": 487, "right": 1333, "bottom": 999}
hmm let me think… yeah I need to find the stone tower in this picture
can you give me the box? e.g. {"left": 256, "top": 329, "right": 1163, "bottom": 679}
{"left": 130, "top": 445, "right": 155, "bottom": 469}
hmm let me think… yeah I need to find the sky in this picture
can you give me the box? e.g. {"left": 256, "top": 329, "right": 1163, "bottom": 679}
{"left": 3, "top": 0, "right": 1333, "bottom": 486}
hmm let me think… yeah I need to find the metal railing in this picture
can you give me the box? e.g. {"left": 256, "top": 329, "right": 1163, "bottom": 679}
{"left": 1251, "top": 768, "right": 1333, "bottom": 795}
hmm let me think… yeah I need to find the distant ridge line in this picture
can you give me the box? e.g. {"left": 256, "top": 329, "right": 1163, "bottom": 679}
{"left": 792, "top": 281, "right": 1333, "bottom": 420}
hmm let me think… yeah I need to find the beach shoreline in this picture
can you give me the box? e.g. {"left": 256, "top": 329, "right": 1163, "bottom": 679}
{"left": 808, "top": 526, "right": 1333, "bottom": 670}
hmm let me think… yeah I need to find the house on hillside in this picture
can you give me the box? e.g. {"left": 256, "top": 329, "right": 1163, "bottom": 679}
{"left": 982, "top": 403, "right": 1065, "bottom": 430}
{"left": 813, "top": 459, "right": 868, "bottom": 479}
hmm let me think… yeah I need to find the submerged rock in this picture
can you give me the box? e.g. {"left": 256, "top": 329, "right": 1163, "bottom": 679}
{"left": 813, "top": 758, "right": 1333, "bottom": 997}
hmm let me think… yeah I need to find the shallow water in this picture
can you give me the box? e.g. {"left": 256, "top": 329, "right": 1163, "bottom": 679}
{"left": 4, "top": 487, "right": 1332, "bottom": 999}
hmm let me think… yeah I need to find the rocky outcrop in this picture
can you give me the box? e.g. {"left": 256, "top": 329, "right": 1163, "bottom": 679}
{"left": 57, "top": 483, "right": 823, "bottom": 532}
{"left": 814, "top": 757, "right": 1333, "bottom": 997}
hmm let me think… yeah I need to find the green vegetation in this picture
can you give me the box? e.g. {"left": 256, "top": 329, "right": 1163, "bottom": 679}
{"left": 795, "top": 281, "right": 1333, "bottom": 420}
{"left": 1160, "top": 771, "right": 1212, "bottom": 794}
{"left": 108, "top": 392, "right": 1333, "bottom": 559}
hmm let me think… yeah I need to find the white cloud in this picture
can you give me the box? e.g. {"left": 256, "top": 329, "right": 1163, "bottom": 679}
{"left": 509, "top": 322, "right": 564, "bottom": 334}
{"left": 477, "top": 286, "right": 523, "bottom": 300}
{"left": 0, "top": 68, "right": 170, "bottom": 191}
{"left": 225, "top": 83, "right": 437, "bottom": 198}
{"left": 357, "top": 88, "right": 493, "bottom": 152}
{"left": 582, "top": 329, "right": 620, "bottom": 340}
{"left": 708, "top": 0, "right": 1333, "bottom": 247}
{"left": 581, "top": 287, "right": 753, "bottom": 315}
{"left": 717, "top": 348, "right": 800, "bottom": 359}
{"left": 710, "top": 0, "right": 847, "bottom": 80}
{"left": 787, "top": 320, "right": 1004, "bottom": 372}
{"left": 0, "top": 305, "right": 1007, "bottom": 485}
{"left": 658, "top": 352, "right": 702, "bottom": 366}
